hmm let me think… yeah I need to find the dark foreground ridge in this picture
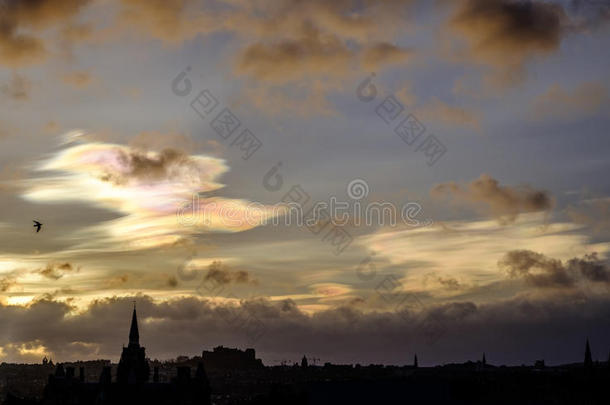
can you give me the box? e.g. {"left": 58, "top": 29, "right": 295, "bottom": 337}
{"left": 3, "top": 308, "right": 609, "bottom": 404}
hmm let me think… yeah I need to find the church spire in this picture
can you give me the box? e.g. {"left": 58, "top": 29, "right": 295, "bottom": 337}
{"left": 584, "top": 338, "right": 593, "bottom": 369}
{"left": 129, "top": 302, "right": 139, "bottom": 347}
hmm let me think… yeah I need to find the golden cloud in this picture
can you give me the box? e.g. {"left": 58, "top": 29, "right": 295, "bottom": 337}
{"left": 363, "top": 213, "right": 609, "bottom": 294}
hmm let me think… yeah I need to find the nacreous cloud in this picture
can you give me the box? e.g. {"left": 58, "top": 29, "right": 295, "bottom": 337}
{"left": 22, "top": 136, "right": 280, "bottom": 251}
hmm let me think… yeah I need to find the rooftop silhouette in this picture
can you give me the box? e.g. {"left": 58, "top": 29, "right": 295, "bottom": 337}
{"left": 3, "top": 308, "right": 609, "bottom": 404}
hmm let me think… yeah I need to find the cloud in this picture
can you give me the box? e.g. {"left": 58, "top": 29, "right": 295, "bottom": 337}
{"left": 44, "top": 121, "right": 61, "bottom": 133}
{"left": 567, "top": 1, "right": 610, "bottom": 31}
{"left": 21, "top": 138, "right": 281, "bottom": 251}
{"left": 449, "top": 0, "right": 567, "bottom": 83}
{"left": 117, "top": 0, "right": 206, "bottom": 43}
{"left": 0, "top": 276, "right": 17, "bottom": 292}
{"left": 236, "top": 26, "right": 355, "bottom": 83}
{"left": 204, "top": 261, "right": 257, "bottom": 286}
{"left": 62, "top": 71, "right": 96, "bottom": 89}
{"left": 58, "top": 23, "right": 93, "bottom": 58}
{"left": 363, "top": 213, "right": 609, "bottom": 293}
{"left": 431, "top": 174, "right": 553, "bottom": 223}
{"left": 433, "top": 275, "right": 463, "bottom": 291}
{"left": 395, "top": 81, "right": 417, "bottom": 106}
{"left": 416, "top": 98, "right": 481, "bottom": 130}
{"left": 37, "top": 262, "right": 78, "bottom": 280}
{"left": 567, "top": 197, "right": 610, "bottom": 237}
{"left": 167, "top": 275, "right": 178, "bottom": 288}
{"left": 239, "top": 81, "right": 340, "bottom": 117}
{"left": 499, "top": 250, "right": 610, "bottom": 289}
{"left": 115, "top": 0, "right": 417, "bottom": 114}
{"left": 361, "top": 42, "right": 413, "bottom": 70}
{"left": 0, "top": 0, "right": 92, "bottom": 66}
{"left": 1, "top": 73, "right": 31, "bottom": 100}
{"left": 499, "top": 250, "right": 574, "bottom": 288}
{"left": 532, "top": 82, "right": 608, "bottom": 120}
{"left": 117, "top": 0, "right": 414, "bottom": 45}
{"left": 567, "top": 253, "right": 610, "bottom": 283}
{"left": 96, "top": 148, "right": 197, "bottom": 185}
{"left": 106, "top": 274, "right": 129, "bottom": 288}
{"left": 1, "top": 294, "right": 610, "bottom": 366}
{"left": 231, "top": 2, "right": 417, "bottom": 85}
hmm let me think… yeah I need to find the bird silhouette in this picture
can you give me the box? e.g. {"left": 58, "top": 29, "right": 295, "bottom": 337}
{"left": 33, "top": 220, "right": 43, "bottom": 233}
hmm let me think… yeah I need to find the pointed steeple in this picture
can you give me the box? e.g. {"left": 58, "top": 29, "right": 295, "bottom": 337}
{"left": 584, "top": 338, "right": 593, "bottom": 369}
{"left": 129, "top": 302, "right": 139, "bottom": 347}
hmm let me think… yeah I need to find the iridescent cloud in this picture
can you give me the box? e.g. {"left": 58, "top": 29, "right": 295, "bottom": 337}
{"left": 22, "top": 136, "right": 281, "bottom": 251}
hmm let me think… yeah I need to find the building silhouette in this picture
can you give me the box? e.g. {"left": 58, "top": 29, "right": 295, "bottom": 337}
{"left": 200, "top": 346, "right": 263, "bottom": 372}
{"left": 116, "top": 305, "right": 149, "bottom": 384}
{"left": 33, "top": 305, "right": 211, "bottom": 405}
{"left": 4, "top": 332, "right": 610, "bottom": 404}
{"left": 584, "top": 338, "right": 593, "bottom": 369}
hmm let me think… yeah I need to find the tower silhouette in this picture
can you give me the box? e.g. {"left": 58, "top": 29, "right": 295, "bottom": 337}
{"left": 584, "top": 338, "right": 593, "bottom": 369}
{"left": 128, "top": 303, "right": 139, "bottom": 347}
{"left": 117, "top": 303, "right": 150, "bottom": 384}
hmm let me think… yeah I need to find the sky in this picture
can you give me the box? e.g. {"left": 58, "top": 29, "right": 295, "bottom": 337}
{"left": 0, "top": 0, "right": 609, "bottom": 367}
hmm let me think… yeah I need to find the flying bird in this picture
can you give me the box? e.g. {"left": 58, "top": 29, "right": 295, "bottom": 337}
{"left": 33, "top": 220, "right": 43, "bottom": 233}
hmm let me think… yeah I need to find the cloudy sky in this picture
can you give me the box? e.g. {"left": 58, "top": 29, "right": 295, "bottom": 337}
{"left": 0, "top": 0, "right": 609, "bottom": 366}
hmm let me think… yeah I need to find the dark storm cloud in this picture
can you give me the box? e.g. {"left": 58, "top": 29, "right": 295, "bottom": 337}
{"left": 499, "top": 250, "right": 610, "bottom": 288}
{"left": 0, "top": 0, "right": 92, "bottom": 66}
{"left": 431, "top": 174, "right": 553, "bottom": 223}
{"left": 2, "top": 294, "right": 610, "bottom": 366}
